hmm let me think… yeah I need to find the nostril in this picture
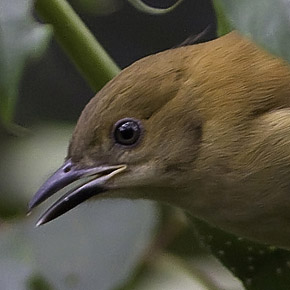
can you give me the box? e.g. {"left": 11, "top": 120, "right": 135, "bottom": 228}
{"left": 63, "top": 165, "right": 71, "bottom": 173}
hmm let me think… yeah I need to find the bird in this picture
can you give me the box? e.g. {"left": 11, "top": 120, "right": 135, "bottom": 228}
{"left": 29, "top": 31, "right": 290, "bottom": 250}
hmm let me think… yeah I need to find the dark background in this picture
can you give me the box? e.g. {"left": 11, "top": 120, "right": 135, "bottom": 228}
{"left": 18, "top": 0, "right": 216, "bottom": 126}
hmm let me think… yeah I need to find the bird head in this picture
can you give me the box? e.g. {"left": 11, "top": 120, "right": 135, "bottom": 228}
{"left": 28, "top": 46, "right": 203, "bottom": 226}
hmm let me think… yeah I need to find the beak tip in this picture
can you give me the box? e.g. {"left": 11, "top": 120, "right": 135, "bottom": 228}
{"left": 27, "top": 203, "right": 34, "bottom": 213}
{"left": 28, "top": 196, "right": 41, "bottom": 212}
{"left": 27, "top": 200, "right": 36, "bottom": 215}
{"left": 35, "top": 219, "right": 45, "bottom": 228}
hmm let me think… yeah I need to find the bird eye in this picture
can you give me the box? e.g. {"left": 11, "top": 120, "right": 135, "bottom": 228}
{"left": 113, "top": 118, "right": 142, "bottom": 146}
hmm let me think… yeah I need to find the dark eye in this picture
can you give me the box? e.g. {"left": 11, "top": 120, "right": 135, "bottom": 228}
{"left": 113, "top": 118, "right": 142, "bottom": 146}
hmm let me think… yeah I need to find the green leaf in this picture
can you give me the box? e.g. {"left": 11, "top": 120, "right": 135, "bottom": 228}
{"left": 217, "top": 0, "right": 290, "bottom": 63}
{"left": 127, "top": 0, "right": 184, "bottom": 14}
{"left": 212, "top": 0, "right": 233, "bottom": 36}
{"left": 0, "top": 0, "right": 52, "bottom": 127}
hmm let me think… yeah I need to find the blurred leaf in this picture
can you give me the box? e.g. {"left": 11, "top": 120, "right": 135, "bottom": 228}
{"left": 0, "top": 123, "right": 74, "bottom": 218}
{"left": 26, "top": 274, "right": 54, "bottom": 290}
{"left": 0, "top": 200, "right": 157, "bottom": 290}
{"left": 127, "top": 0, "right": 184, "bottom": 14}
{"left": 217, "top": 0, "right": 290, "bottom": 62}
{"left": 134, "top": 253, "right": 211, "bottom": 290}
{"left": 0, "top": 0, "right": 52, "bottom": 127}
{"left": 133, "top": 253, "right": 243, "bottom": 290}
{"left": 212, "top": 0, "right": 232, "bottom": 36}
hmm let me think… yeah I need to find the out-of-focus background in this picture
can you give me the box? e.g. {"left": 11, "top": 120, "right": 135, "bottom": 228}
{"left": 3, "top": 0, "right": 290, "bottom": 289}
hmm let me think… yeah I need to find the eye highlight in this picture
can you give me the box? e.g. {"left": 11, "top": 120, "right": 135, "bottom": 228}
{"left": 113, "top": 118, "right": 142, "bottom": 146}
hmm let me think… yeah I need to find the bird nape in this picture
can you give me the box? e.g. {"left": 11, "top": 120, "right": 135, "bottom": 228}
{"left": 29, "top": 31, "right": 290, "bottom": 250}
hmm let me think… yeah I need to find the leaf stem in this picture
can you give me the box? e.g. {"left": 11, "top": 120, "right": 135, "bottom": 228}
{"left": 35, "top": 0, "right": 120, "bottom": 91}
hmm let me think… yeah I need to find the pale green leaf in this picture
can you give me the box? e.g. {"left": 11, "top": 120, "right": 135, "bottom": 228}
{"left": 0, "top": 201, "right": 157, "bottom": 290}
{"left": 218, "top": 0, "right": 290, "bottom": 63}
{"left": 0, "top": 0, "right": 52, "bottom": 126}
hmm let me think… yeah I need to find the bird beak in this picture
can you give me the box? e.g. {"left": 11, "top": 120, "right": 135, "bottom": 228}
{"left": 28, "top": 159, "right": 126, "bottom": 227}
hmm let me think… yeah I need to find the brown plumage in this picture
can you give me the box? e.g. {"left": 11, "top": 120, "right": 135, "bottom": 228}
{"left": 29, "top": 31, "right": 290, "bottom": 249}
